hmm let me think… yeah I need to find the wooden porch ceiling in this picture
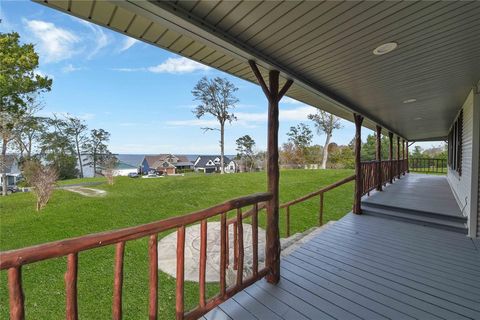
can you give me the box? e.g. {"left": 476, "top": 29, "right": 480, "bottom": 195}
{"left": 36, "top": 1, "right": 480, "bottom": 140}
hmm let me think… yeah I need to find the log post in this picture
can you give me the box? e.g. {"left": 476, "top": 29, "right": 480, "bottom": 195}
{"left": 397, "top": 136, "right": 401, "bottom": 179}
{"left": 388, "top": 132, "right": 393, "bottom": 183}
{"left": 353, "top": 113, "right": 364, "bottom": 214}
{"left": 375, "top": 125, "right": 382, "bottom": 191}
{"left": 249, "top": 60, "right": 293, "bottom": 284}
{"left": 406, "top": 140, "right": 409, "bottom": 173}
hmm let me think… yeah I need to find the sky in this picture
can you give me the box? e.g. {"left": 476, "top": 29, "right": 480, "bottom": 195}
{"left": 0, "top": 1, "right": 441, "bottom": 155}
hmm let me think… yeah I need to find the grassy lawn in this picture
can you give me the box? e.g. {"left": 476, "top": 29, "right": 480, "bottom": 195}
{"left": 0, "top": 169, "right": 354, "bottom": 319}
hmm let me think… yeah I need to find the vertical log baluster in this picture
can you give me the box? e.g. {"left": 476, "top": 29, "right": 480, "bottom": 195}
{"left": 8, "top": 267, "right": 24, "bottom": 320}
{"left": 65, "top": 253, "right": 78, "bottom": 320}
{"left": 149, "top": 235, "right": 158, "bottom": 320}
{"left": 286, "top": 206, "right": 290, "bottom": 237}
{"left": 220, "top": 213, "right": 227, "bottom": 297}
{"left": 225, "top": 223, "right": 229, "bottom": 268}
{"left": 319, "top": 193, "right": 324, "bottom": 226}
{"left": 236, "top": 208, "right": 244, "bottom": 286}
{"left": 112, "top": 242, "right": 125, "bottom": 320}
{"left": 199, "top": 220, "right": 207, "bottom": 308}
{"left": 233, "top": 221, "right": 238, "bottom": 270}
{"left": 252, "top": 204, "right": 259, "bottom": 277}
{"left": 176, "top": 226, "right": 186, "bottom": 320}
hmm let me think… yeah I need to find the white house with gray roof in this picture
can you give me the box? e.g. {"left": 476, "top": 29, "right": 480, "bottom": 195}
{"left": 193, "top": 156, "right": 237, "bottom": 174}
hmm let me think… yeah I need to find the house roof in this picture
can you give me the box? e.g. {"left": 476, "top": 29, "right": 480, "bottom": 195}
{"left": 195, "top": 156, "right": 231, "bottom": 168}
{"left": 38, "top": 1, "right": 480, "bottom": 140}
{"left": 144, "top": 154, "right": 191, "bottom": 167}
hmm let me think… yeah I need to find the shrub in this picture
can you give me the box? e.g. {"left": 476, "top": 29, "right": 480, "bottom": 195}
{"left": 26, "top": 161, "right": 58, "bottom": 211}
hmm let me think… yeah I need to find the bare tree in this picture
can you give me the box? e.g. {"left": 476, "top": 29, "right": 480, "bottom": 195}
{"left": 308, "top": 110, "right": 343, "bottom": 169}
{"left": 25, "top": 161, "right": 58, "bottom": 211}
{"left": 103, "top": 157, "right": 118, "bottom": 185}
{"left": 192, "top": 77, "right": 238, "bottom": 174}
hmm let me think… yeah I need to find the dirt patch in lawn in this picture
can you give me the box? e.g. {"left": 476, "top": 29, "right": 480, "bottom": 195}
{"left": 63, "top": 187, "right": 107, "bottom": 197}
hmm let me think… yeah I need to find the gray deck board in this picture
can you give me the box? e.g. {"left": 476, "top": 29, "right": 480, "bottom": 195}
{"left": 311, "top": 232, "right": 480, "bottom": 292}
{"left": 362, "top": 174, "right": 463, "bottom": 217}
{"left": 206, "top": 213, "right": 480, "bottom": 319}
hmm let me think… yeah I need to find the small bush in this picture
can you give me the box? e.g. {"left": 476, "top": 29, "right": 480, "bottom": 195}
{"left": 24, "top": 161, "right": 58, "bottom": 211}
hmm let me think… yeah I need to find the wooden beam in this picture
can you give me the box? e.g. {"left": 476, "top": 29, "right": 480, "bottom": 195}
{"left": 265, "top": 69, "right": 281, "bottom": 284}
{"left": 406, "top": 140, "right": 410, "bottom": 173}
{"left": 248, "top": 60, "right": 270, "bottom": 100}
{"left": 388, "top": 132, "right": 393, "bottom": 184}
{"left": 278, "top": 79, "right": 294, "bottom": 100}
{"left": 353, "top": 114, "right": 364, "bottom": 214}
{"left": 397, "top": 136, "right": 401, "bottom": 179}
{"left": 375, "top": 125, "right": 382, "bottom": 192}
{"left": 402, "top": 139, "right": 406, "bottom": 175}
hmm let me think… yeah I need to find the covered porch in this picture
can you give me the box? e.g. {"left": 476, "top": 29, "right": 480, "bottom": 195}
{"left": 362, "top": 173, "right": 467, "bottom": 234}
{"left": 205, "top": 213, "right": 480, "bottom": 319}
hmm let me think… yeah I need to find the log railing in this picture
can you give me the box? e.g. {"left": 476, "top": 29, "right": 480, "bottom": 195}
{"left": 361, "top": 159, "right": 408, "bottom": 196}
{"left": 0, "top": 192, "right": 272, "bottom": 320}
{"left": 409, "top": 158, "right": 447, "bottom": 174}
{"left": 279, "top": 175, "right": 356, "bottom": 237}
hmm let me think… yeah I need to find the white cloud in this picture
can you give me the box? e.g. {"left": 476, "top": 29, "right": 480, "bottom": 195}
{"left": 148, "top": 57, "right": 210, "bottom": 74}
{"left": 119, "top": 37, "right": 138, "bottom": 52}
{"left": 280, "top": 106, "right": 317, "bottom": 121}
{"left": 24, "top": 19, "right": 80, "bottom": 63}
{"left": 111, "top": 67, "right": 144, "bottom": 72}
{"left": 62, "top": 64, "right": 83, "bottom": 73}
{"left": 113, "top": 57, "right": 210, "bottom": 74}
{"left": 77, "top": 20, "right": 111, "bottom": 59}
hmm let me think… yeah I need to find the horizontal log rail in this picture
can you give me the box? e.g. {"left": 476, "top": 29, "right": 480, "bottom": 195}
{"left": 361, "top": 159, "right": 408, "bottom": 196}
{"left": 0, "top": 192, "right": 272, "bottom": 320}
{"left": 279, "top": 175, "right": 355, "bottom": 237}
{"left": 409, "top": 158, "right": 447, "bottom": 174}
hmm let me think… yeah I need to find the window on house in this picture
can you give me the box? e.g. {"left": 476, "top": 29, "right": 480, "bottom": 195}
{"left": 448, "top": 110, "right": 463, "bottom": 175}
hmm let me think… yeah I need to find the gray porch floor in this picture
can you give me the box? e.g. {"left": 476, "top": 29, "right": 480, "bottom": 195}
{"left": 204, "top": 213, "right": 480, "bottom": 319}
{"left": 363, "top": 173, "right": 463, "bottom": 218}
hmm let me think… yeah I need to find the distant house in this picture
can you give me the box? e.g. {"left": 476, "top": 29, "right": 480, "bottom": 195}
{"left": 193, "top": 156, "right": 238, "bottom": 173}
{"left": 141, "top": 154, "right": 193, "bottom": 175}
{"left": 0, "top": 155, "right": 21, "bottom": 186}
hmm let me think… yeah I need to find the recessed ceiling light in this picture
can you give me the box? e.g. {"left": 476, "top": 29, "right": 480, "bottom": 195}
{"left": 403, "top": 98, "right": 417, "bottom": 104}
{"left": 373, "top": 42, "right": 398, "bottom": 55}
{"left": 414, "top": 117, "right": 422, "bottom": 121}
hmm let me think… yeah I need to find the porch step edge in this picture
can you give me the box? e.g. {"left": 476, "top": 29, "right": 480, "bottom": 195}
{"left": 361, "top": 201, "right": 466, "bottom": 222}
{"left": 362, "top": 207, "right": 468, "bottom": 234}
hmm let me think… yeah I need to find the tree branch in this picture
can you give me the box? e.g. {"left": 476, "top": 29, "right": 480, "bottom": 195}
{"left": 201, "top": 127, "right": 220, "bottom": 133}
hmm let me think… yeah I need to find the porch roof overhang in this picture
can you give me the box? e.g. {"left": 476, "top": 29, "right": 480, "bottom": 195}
{"left": 37, "top": 1, "right": 480, "bottom": 141}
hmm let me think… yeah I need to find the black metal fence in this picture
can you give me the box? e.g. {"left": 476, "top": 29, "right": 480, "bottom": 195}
{"left": 409, "top": 158, "right": 447, "bottom": 174}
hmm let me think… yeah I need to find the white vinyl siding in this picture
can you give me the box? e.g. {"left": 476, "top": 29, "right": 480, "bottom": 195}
{"left": 447, "top": 91, "right": 473, "bottom": 220}
{"left": 446, "top": 89, "right": 480, "bottom": 237}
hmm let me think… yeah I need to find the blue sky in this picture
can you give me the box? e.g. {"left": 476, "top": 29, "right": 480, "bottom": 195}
{"left": 1, "top": 1, "right": 439, "bottom": 154}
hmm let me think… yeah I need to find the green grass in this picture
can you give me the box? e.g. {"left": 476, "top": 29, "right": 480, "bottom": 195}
{"left": 0, "top": 169, "right": 354, "bottom": 319}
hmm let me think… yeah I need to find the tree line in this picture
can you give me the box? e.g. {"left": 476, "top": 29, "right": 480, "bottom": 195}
{"left": 1, "top": 32, "right": 112, "bottom": 198}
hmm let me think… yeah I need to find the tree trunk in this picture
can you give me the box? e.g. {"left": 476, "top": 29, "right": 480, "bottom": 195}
{"left": 220, "top": 124, "right": 225, "bottom": 174}
{"left": 2, "top": 137, "right": 8, "bottom": 196}
{"left": 321, "top": 133, "right": 331, "bottom": 169}
{"left": 93, "top": 152, "right": 97, "bottom": 177}
{"left": 75, "top": 136, "right": 84, "bottom": 178}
